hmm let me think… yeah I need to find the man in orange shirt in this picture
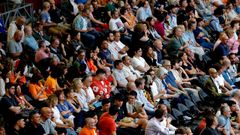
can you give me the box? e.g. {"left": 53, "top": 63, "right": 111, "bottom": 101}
{"left": 79, "top": 117, "right": 98, "bottom": 135}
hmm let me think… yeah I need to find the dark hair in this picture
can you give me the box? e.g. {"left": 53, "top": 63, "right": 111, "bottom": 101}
{"left": 30, "top": 72, "right": 44, "bottom": 84}
{"left": 120, "top": 7, "right": 127, "bottom": 15}
{"left": 71, "top": 30, "right": 80, "bottom": 39}
{"left": 227, "top": 100, "right": 237, "bottom": 107}
{"left": 205, "top": 114, "right": 216, "bottom": 127}
{"left": 135, "top": 78, "right": 145, "bottom": 87}
{"left": 96, "top": 69, "right": 106, "bottom": 75}
{"left": 29, "top": 110, "right": 39, "bottom": 120}
{"left": 109, "top": 105, "right": 119, "bottom": 116}
{"left": 114, "top": 60, "right": 122, "bottom": 68}
{"left": 185, "top": 6, "right": 195, "bottom": 13}
{"left": 55, "top": 90, "right": 64, "bottom": 99}
{"left": 154, "top": 109, "right": 164, "bottom": 119}
{"left": 114, "top": 93, "right": 124, "bottom": 101}
{"left": 85, "top": 110, "right": 97, "bottom": 118}
{"left": 128, "top": 91, "right": 137, "bottom": 98}
{"left": 188, "top": 20, "right": 196, "bottom": 29}
{"left": 5, "top": 83, "right": 16, "bottom": 90}
{"left": 102, "top": 98, "right": 111, "bottom": 105}
{"left": 213, "top": 63, "right": 222, "bottom": 71}
{"left": 230, "top": 20, "right": 239, "bottom": 28}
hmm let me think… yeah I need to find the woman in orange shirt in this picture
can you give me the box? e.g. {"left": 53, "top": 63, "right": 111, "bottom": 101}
{"left": 29, "top": 73, "right": 48, "bottom": 101}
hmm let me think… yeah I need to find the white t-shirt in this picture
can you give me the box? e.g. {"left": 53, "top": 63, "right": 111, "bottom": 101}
{"left": 52, "top": 106, "right": 64, "bottom": 124}
{"left": 131, "top": 56, "right": 146, "bottom": 75}
{"left": 108, "top": 41, "right": 125, "bottom": 60}
{"left": 109, "top": 18, "right": 124, "bottom": 31}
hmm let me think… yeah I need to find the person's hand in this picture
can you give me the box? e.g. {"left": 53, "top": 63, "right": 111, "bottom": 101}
{"left": 87, "top": 28, "right": 94, "bottom": 31}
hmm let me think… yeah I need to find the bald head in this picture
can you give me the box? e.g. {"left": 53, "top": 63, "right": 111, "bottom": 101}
{"left": 40, "top": 107, "right": 52, "bottom": 119}
{"left": 24, "top": 25, "right": 32, "bottom": 35}
{"left": 14, "top": 30, "right": 23, "bottom": 42}
{"left": 209, "top": 68, "right": 218, "bottom": 78}
{"left": 85, "top": 118, "right": 96, "bottom": 129}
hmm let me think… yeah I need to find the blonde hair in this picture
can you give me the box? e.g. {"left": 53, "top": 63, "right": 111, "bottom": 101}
{"left": 72, "top": 78, "right": 82, "bottom": 92}
{"left": 226, "top": 29, "right": 234, "bottom": 38}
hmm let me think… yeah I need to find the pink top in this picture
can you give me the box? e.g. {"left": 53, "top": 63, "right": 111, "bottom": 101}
{"left": 154, "top": 20, "right": 165, "bottom": 37}
{"left": 227, "top": 37, "right": 239, "bottom": 54}
{"left": 35, "top": 49, "right": 50, "bottom": 63}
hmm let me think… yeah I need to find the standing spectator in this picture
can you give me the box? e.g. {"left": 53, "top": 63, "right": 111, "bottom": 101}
{"left": 98, "top": 105, "right": 119, "bottom": 135}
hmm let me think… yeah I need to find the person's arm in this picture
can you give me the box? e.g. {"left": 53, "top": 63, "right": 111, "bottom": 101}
{"left": 89, "top": 14, "right": 104, "bottom": 25}
{"left": 9, "top": 106, "right": 21, "bottom": 114}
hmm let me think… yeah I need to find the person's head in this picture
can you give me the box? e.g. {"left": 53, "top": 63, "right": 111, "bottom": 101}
{"left": 213, "top": 63, "right": 224, "bottom": 74}
{"left": 64, "top": 88, "right": 74, "bottom": 99}
{"left": 153, "top": 39, "right": 163, "bottom": 50}
{"left": 220, "top": 104, "right": 231, "bottom": 117}
{"left": 47, "top": 94, "right": 58, "bottom": 107}
{"left": 107, "top": 32, "right": 114, "bottom": 42}
{"left": 228, "top": 100, "right": 238, "bottom": 112}
{"left": 156, "top": 12, "right": 167, "bottom": 23}
{"left": 172, "top": 59, "right": 180, "bottom": 70}
{"left": 127, "top": 82, "right": 137, "bottom": 91}
{"left": 120, "top": 7, "right": 128, "bottom": 16}
{"left": 12, "top": 114, "right": 25, "bottom": 130}
{"left": 154, "top": 109, "right": 164, "bottom": 119}
{"left": 196, "top": 17, "right": 204, "bottom": 27}
{"left": 15, "top": 16, "right": 26, "bottom": 27}
{"left": 114, "top": 93, "right": 124, "bottom": 107}
{"left": 24, "top": 25, "right": 33, "bottom": 36}
{"left": 220, "top": 33, "right": 229, "bottom": 44}
{"left": 38, "top": 40, "right": 47, "bottom": 49}
{"left": 51, "top": 37, "right": 60, "bottom": 48}
{"left": 135, "top": 78, "right": 145, "bottom": 89}
{"left": 101, "top": 40, "right": 109, "bottom": 50}
{"left": 91, "top": 0, "right": 98, "bottom": 9}
{"left": 205, "top": 114, "right": 218, "bottom": 127}
{"left": 143, "top": 1, "right": 149, "bottom": 8}
{"left": 232, "top": 90, "right": 240, "bottom": 99}
{"left": 179, "top": 52, "right": 188, "bottom": 61}
{"left": 156, "top": 67, "right": 168, "bottom": 80}
{"left": 55, "top": 90, "right": 65, "bottom": 101}
{"left": 72, "top": 31, "right": 81, "bottom": 41}
{"left": 112, "top": 10, "right": 119, "bottom": 19}
{"left": 84, "top": 118, "right": 96, "bottom": 129}
{"left": 40, "top": 107, "right": 53, "bottom": 120}
{"left": 175, "top": 127, "right": 192, "bottom": 135}
{"left": 5, "top": 83, "right": 16, "bottom": 96}
{"left": 77, "top": 49, "right": 86, "bottom": 60}
{"left": 230, "top": 20, "right": 239, "bottom": 29}
{"left": 72, "top": 78, "right": 83, "bottom": 91}
{"left": 145, "top": 46, "right": 154, "bottom": 56}
{"left": 133, "top": 47, "right": 143, "bottom": 57}
{"left": 43, "top": 1, "right": 51, "bottom": 10}
{"left": 162, "top": 60, "right": 172, "bottom": 70}
{"left": 188, "top": 20, "right": 197, "bottom": 30}
{"left": 222, "top": 58, "right": 231, "bottom": 68}
{"left": 226, "top": 28, "right": 235, "bottom": 38}
{"left": 228, "top": 53, "right": 238, "bottom": 64}
{"left": 128, "top": 91, "right": 137, "bottom": 104}
{"left": 113, "top": 31, "right": 121, "bottom": 41}
{"left": 122, "top": 55, "right": 131, "bottom": 66}
{"left": 173, "top": 26, "right": 183, "bottom": 37}
{"left": 82, "top": 9, "right": 90, "bottom": 17}
{"left": 209, "top": 68, "right": 218, "bottom": 78}
{"left": 29, "top": 110, "right": 41, "bottom": 125}
{"left": 114, "top": 60, "right": 123, "bottom": 70}
{"left": 108, "top": 105, "right": 119, "bottom": 119}
{"left": 13, "top": 30, "right": 23, "bottom": 42}
{"left": 146, "top": 17, "right": 155, "bottom": 27}
{"left": 95, "top": 69, "right": 106, "bottom": 81}
{"left": 180, "top": 0, "right": 188, "bottom": 8}
{"left": 82, "top": 75, "right": 93, "bottom": 87}
{"left": 102, "top": 98, "right": 111, "bottom": 112}
{"left": 49, "top": 0, "right": 56, "bottom": 8}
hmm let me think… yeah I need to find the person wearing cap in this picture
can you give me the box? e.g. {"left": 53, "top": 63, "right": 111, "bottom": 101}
{"left": 8, "top": 114, "right": 26, "bottom": 135}
{"left": 145, "top": 109, "right": 171, "bottom": 135}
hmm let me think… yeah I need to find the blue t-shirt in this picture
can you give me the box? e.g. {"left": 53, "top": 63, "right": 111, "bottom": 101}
{"left": 56, "top": 100, "right": 75, "bottom": 119}
{"left": 165, "top": 71, "right": 178, "bottom": 89}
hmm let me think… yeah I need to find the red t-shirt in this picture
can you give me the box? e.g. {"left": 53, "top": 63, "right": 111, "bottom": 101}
{"left": 98, "top": 112, "right": 116, "bottom": 135}
{"left": 154, "top": 20, "right": 165, "bottom": 37}
{"left": 91, "top": 78, "right": 111, "bottom": 99}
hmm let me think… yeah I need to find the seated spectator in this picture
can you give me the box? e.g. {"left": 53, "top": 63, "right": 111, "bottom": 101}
{"left": 73, "top": 49, "right": 90, "bottom": 76}
{"left": 7, "top": 30, "right": 23, "bottom": 59}
{"left": 135, "top": 78, "right": 155, "bottom": 115}
{"left": 108, "top": 31, "right": 128, "bottom": 60}
{"left": 96, "top": 98, "right": 111, "bottom": 118}
{"left": 136, "top": 1, "right": 152, "bottom": 22}
{"left": 98, "top": 40, "right": 114, "bottom": 68}
{"left": 131, "top": 47, "right": 150, "bottom": 76}
{"left": 7, "top": 16, "right": 25, "bottom": 42}
{"left": 49, "top": 37, "right": 66, "bottom": 63}
{"left": 91, "top": 69, "right": 111, "bottom": 99}
{"left": 218, "top": 105, "right": 235, "bottom": 135}
{"left": 166, "top": 26, "right": 187, "bottom": 59}
{"left": 120, "top": 7, "right": 135, "bottom": 32}
{"left": 145, "top": 109, "right": 172, "bottom": 135}
{"left": 15, "top": 85, "right": 34, "bottom": 110}
{"left": 79, "top": 117, "right": 98, "bottom": 135}
{"left": 143, "top": 46, "right": 157, "bottom": 67}
{"left": 112, "top": 60, "right": 129, "bottom": 89}
{"left": 154, "top": 12, "right": 171, "bottom": 41}
{"left": 146, "top": 17, "right": 161, "bottom": 40}
{"left": 226, "top": 29, "right": 239, "bottom": 54}
{"left": 70, "top": 31, "right": 86, "bottom": 54}
{"left": 32, "top": 22, "right": 50, "bottom": 45}
{"left": 23, "top": 26, "right": 39, "bottom": 54}
{"left": 122, "top": 55, "right": 139, "bottom": 82}
{"left": 213, "top": 33, "right": 230, "bottom": 62}
{"left": 26, "top": 110, "right": 46, "bottom": 135}
{"left": 40, "top": 107, "right": 57, "bottom": 135}
{"left": 72, "top": 8, "right": 102, "bottom": 49}
{"left": 201, "top": 114, "right": 220, "bottom": 135}
{"left": 7, "top": 114, "right": 26, "bottom": 135}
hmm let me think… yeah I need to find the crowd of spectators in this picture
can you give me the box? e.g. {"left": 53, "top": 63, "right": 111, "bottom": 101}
{"left": 0, "top": 0, "right": 240, "bottom": 134}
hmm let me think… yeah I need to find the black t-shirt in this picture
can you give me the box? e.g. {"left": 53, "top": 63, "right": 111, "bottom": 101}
{"left": 0, "top": 95, "right": 19, "bottom": 118}
{"left": 25, "top": 123, "right": 46, "bottom": 135}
